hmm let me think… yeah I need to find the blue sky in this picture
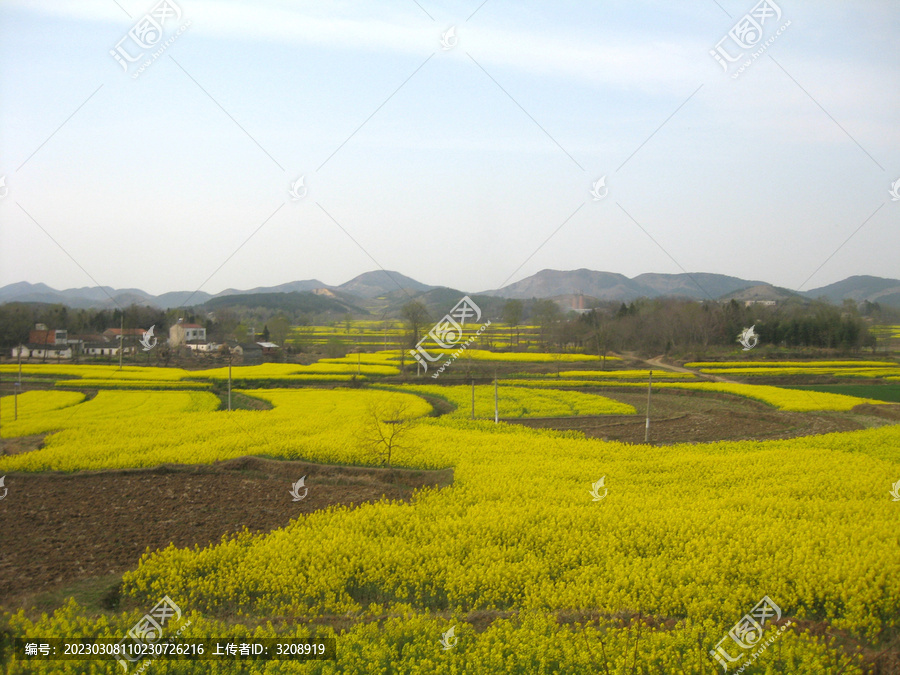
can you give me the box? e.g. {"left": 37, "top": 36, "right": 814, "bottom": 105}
{"left": 1, "top": 0, "right": 897, "bottom": 297}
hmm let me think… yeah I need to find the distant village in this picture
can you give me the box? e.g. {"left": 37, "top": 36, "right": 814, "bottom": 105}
{"left": 10, "top": 318, "right": 280, "bottom": 364}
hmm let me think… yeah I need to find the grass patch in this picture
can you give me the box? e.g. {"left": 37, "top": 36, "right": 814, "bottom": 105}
{"left": 783, "top": 383, "right": 900, "bottom": 403}
{"left": 213, "top": 390, "right": 275, "bottom": 411}
{"left": 7, "top": 573, "right": 125, "bottom": 616}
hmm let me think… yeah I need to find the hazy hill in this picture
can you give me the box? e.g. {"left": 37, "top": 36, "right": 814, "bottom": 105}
{"left": 721, "top": 284, "right": 805, "bottom": 303}
{"left": 719, "top": 284, "right": 809, "bottom": 304}
{"left": 633, "top": 272, "right": 769, "bottom": 300}
{"left": 3, "top": 270, "right": 900, "bottom": 310}
{"left": 203, "top": 291, "right": 365, "bottom": 315}
{"left": 803, "top": 275, "right": 900, "bottom": 307}
{"left": 214, "top": 280, "right": 325, "bottom": 297}
{"left": 0, "top": 282, "right": 157, "bottom": 308}
{"left": 379, "top": 287, "right": 503, "bottom": 324}
{"left": 482, "top": 269, "right": 641, "bottom": 300}
{"left": 483, "top": 269, "right": 769, "bottom": 302}
{"left": 155, "top": 290, "right": 214, "bottom": 308}
{"left": 337, "top": 270, "right": 434, "bottom": 299}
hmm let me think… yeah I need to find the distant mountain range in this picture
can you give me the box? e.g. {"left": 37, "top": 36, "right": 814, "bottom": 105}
{"left": 481, "top": 269, "right": 771, "bottom": 302}
{"left": 1, "top": 270, "right": 899, "bottom": 310}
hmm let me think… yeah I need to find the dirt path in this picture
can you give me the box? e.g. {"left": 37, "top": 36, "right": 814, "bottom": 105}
{"left": 642, "top": 355, "right": 741, "bottom": 383}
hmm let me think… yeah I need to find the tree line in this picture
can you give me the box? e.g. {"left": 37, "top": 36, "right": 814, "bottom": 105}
{"left": 398, "top": 296, "right": 896, "bottom": 357}
{"left": 2, "top": 294, "right": 896, "bottom": 358}
{"left": 528, "top": 297, "right": 892, "bottom": 356}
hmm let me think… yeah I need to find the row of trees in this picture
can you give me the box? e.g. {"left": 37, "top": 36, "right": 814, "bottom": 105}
{"left": 396, "top": 296, "right": 893, "bottom": 357}
{"left": 564, "top": 298, "right": 883, "bottom": 355}
{"left": 3, "top": 293, "right": 896, "bottom": 357}
{"left": 0, "top": 303, "right": 171, "bottom": 349}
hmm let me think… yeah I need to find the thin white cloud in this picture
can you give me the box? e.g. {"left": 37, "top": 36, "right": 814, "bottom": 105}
{"left": 9, "top": 0, "right": 707, "bottom": 93}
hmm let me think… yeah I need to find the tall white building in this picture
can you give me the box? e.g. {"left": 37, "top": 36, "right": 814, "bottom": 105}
{"left": 169, "top": 318, "right": 206, "bottom": 346}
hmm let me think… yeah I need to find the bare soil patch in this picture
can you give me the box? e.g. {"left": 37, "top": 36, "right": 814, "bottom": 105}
{"left": 0, "top": 457, "right": 452, "bottom": 610}
{"left": 507, "top": 390, "right": 872, "bottom": 443}
{"left": 0, "top": 434, "right": 45, "bottom": 456}
{"left": 851, "top": 403, "right": 900, "bottom": 421}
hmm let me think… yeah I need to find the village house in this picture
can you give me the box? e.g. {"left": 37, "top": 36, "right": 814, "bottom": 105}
{"left": 256, "top": 341, "right": 280, "bottom": 357}
{"left": 30, "top": 324, "right": 68, "bottom": 346}
{"left": 12, "top": 343, "right": 74, "bottom": 360}
{"left": 186, "top": 340, "right": 220, "bottom": 353}
{"left": 82, "top": 341, "right": 130, "bottom": 357}
{"left": 11, "top": 323, "right": 74, "bottom": 360}
{"left": 228, "top": 342, "right": 263, "bottom": 365}
{"left": 169, "top": 319, "right": 207, "bottom": 347}
{"left": 103, "top": 328, "right": 146, "bottom": 340}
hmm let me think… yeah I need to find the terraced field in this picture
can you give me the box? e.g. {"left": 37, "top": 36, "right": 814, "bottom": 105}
{"left": 2, "top": 360, "right": 899, "bottom": 673}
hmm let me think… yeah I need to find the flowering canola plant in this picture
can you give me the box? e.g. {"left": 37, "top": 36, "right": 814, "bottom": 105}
{"left": 425, "top": 349, "right": 620, "bottom": 363}
{"left": 3, "top": 387, "right": 899, "bottom": 673}
{"left": 55, "top": 379, "right": 210, "bottom": 390}
{"left": 513, "top": 369, "right": 696, "bottom": 380}
{"left": 686, "top": 360, "right": 896, "bottom": 369}
{"left": 384, "top": 384, "right": 636, "bottom": 419}
{"left": 319, "top": 352, "right": 407, "bottom": 366}
{"left": 0, "top": 389, "right": 430, "bottom": 472}
{"left": 0, "top": 390, "right": 85, "bottom": 425}
{"left": 191, "top": 362, "right": 399, "bottom": 379}
{"left": 0, "top": 364, "right": 191, "bottom": 380}
{"left": 694, "top": 366, "right": 900, "bottom": 379}
{"left": 502, "top": 379, "right": 887, "bottom": 411}
{"left": 0, "top": 362, "right": 398, "bottom": 385}
{"left": 0, "top": 390, "right": 218, "bottom": 441}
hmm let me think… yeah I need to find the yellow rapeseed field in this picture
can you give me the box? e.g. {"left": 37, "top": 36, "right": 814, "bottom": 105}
{"left": 319, "top": 352, "right": 407, "bottom": 366}
{"left": 522, "top": 369, "right": 695, "bottom": 379}
{"left": 0, "top": 364, "right": 190, "bottom": 380}
{"left": 686, "top": 361, "right": 896, "bottom": 369}
{"left": 502, "top": 379, "right": 887, "bottom": 411}
{"left": 0, "top": 390, "right": 219, "bottom": 441}
{"left": 427, "top": 349, "right": 619, "bottom": 363}
{"left": 192, "top": 363, "right": 399, "bottom": 379}
{"left": 383, "top": 384, "right": 636, "bottom": 418}
{"left": 693, "top": 366, "right": 900, "bottom": 378}
{"left": 54, "top": 379, "right": 210, "bottom": 389}
{"left": 0, "top": 390, "right": 85, "bottom": 424}
{"left": 3, "top": 385, "right": 899, "bottom": 673}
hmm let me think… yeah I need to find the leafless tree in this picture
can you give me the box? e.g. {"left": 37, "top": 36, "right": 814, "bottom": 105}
{"left": 357, "top": 398, "right": 416, "bottom": 467}
{"left": 401, "top": 300, "right": 430, "bottom": 347}
{"left": 502, "top": 299, "right": 523, "bottom": 347}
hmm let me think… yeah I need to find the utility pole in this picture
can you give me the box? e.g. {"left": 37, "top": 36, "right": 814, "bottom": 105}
{"left": 471, "top": 379, "right": 475, "bottom": 420}
{"left": 118, "top": 313, "right": 124, "bottom": 370}
{"left": 228, "top": 353, "right": 232, "bottom": 412}
{"left": 13, "top": 344, "right": 22, "bottom": 420}
{"left": 644, "top": 370, "right": 653, "bottom": 443}
{"left": 494, "top": 373, "right": 499, "bottom": 424}
{"left": 13, "top": 347, "right": 21, "bottom": 420}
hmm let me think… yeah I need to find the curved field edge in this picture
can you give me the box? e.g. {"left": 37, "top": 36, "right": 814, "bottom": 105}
{"left": 2, "top": 603, "right": 869, "bottom": 673}
{"left": 501, "top": 379, "right": 889, "bottom": 411}
{"left": 4, "top": 422, "right": 899, "bottom": 673}
{"left": 121, "top": 425, "right": 900, "bottom": 636}
{"left": 0, "top": 389, "right": 436, "bottom": 473}
{"left": 0, "top": 390, "right": 85, "bottom": 422}
{"left": 3, "top": 391, "right": 900, "bottom": 673}
{"left": 379, "top": 384, "right": 637, "bottom": 418}
{"left": 0, "top": 387, "right": 626, "bottom": 473}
